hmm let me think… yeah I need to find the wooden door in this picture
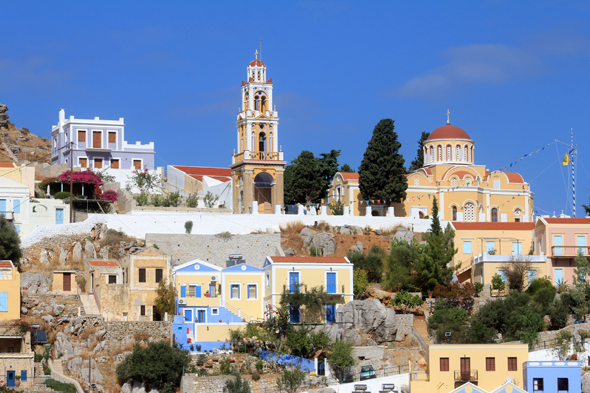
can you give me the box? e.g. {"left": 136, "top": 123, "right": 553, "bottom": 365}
{"left": 460, "top": 357, "right": 470, "bottom": 380}
{"left": 133, "top": 160, "right": 141, "bottom": 170}
{"left": 63, "top": 273, "right": 71, "bottom": 292}
{"left": 93, "top": 131, "right": 101, "bottom": 148}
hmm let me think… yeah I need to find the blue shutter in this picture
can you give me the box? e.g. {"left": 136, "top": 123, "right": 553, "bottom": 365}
{"left": 327, "top": 272, "right": 336, "bottom": 293}
{"left": 184, "top": 309, "right": 192, "bottom": 322}
{"left": 180, "top": 285, "right": 186, "bottom": 298}
{"left": 196, "top": 285, "right": 201, "bottom": 298}
{"left": 247, "top": 285, "right": 250, "bottom": 299}
{"left": 0, "top": 293, "right": 7, "bottom": 312}
{"left": 20, "top": 371, "right": 26, "bottom": 381}
{"left": 13, "top": 199, "right": 20, "bottom": 214}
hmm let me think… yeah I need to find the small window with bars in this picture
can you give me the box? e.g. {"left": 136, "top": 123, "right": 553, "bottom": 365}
{"left": 155, "top": 269, "right": 163, "bottom": 283}
{"left": 533, "top": 378, "right": 544, "bottom": 391}
{"left": 108, "top": 275, "right": 116, "bottom": 284}
{"left": 140, "top": 305, "right": 146, "bottom": 316}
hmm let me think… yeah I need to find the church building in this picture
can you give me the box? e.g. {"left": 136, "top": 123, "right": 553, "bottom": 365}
{"left": 231, "top": 53, "right": 286, "bottom": 214}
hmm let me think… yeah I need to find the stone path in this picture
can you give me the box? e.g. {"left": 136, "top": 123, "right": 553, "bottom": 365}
{"left": 413, "top": 315, "right": 430, "bottom": 345}
{"left": 80, "top": 294, "right": 100, "bottom": 315}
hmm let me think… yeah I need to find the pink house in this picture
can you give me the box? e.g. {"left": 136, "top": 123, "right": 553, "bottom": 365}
{"left": 534, "top": 217, "right": 590, "bottom": 286}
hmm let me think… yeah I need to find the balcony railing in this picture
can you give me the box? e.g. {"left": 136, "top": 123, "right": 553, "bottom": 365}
{"left": 410, "top": 371, "right": 429, "bottom": 381}
{"left": 473, "top": 253, "right": 547, "bottom": 264}
{"left": 232, "top": 150, "right": 283, "bottom": 163}
{"left": 454, "top": 370, "right": 478, "bottom": 382}
{"left": 551, "top": 246, "right": 590, "bottom": 257}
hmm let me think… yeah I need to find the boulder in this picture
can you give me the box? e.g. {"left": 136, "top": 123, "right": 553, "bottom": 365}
{"left": 99, "top": 246, "right": 109, "bottom": 259}
{"left": 59, "top": 248, "right": 69, "bottom": 265}
{"left": 41, "top": 315, "right": 54, "bottom": 324}
{"left": 299, "top": 227, "right": 316, "bottom": 237}
{"left": 72, "top": 242, "right": 83, "bottom": 263}
{"left": 21, "top": 307, "right": 28, "bottom": 315}
{"left": 309, "top": 232, "right": 337, "bottom": 256}
{"left": 284, "top": 248, "right": 296, "bottom": 256}
{"left": 350, "top": 226, "right": 363, "bottom": 234}
{"left": 85, "top": 241, "right": 97, "bottom": 259}
{"left": 393, "top": 226, "right": 413, "bottom": 242}
{"left": 583, "top": 372, "right": 590, "bottom": 393}
{"left": 349, "top": 241, "right": 364, "bottom": 254}
{"left": 21, "top": 272, "right": 51, "bottom": 295}
{"left": 66, "top": 356, "right": 83, "bottom": 375}
{"left": 81, "top": 366, "right": 104, "bottom": 384}
{"left": 339, "top": 227, "right": 351, "bottom": 235}
{"left": 39, "top": 249, "right": 51, "bottom": 266}
{"left": 55, "top": 332, "right": 78, "bottom": 357}
{"left": 335, "top": 299, "right": 398, "bottom": 343}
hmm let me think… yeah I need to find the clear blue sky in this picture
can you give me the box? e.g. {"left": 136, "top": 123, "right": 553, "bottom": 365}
{"left": 2, "top": 1, "right": 590, "bottom": 217}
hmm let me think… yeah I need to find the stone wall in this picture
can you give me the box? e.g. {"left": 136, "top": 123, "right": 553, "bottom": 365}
{"left": 48, "top": 358, "right": 84, "bottom": 393}
{"left": 133, "top": 205, "right": 232, "bottom": 213}
{"left": 181, "top": 373, "right": 325, "bottom": 393}
{"left": 103, "top": 321, "right": 171, "bottom": 350}
{"left": 145, "top": 233, "right": 282, "bottom": 267}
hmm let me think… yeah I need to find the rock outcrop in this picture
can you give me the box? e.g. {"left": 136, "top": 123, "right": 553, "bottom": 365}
{"left": 393, "top": 226, "right": 414, "bottom": 242}
{"left": 21, "top": 272, "right": 51, "bottom": 295}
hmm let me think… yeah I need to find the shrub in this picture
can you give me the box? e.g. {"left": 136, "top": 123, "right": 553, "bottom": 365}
{"left": 204, "top": 191, "right": 219, "bottom": 208}
{"left": 491, "top": 273, "right": 505, "bottom": 292}
{"left": 220, "top": 358, "right": 232, "bottom": 375}
{"left": 186, "top": 194, "right": 199, "bottom": 208}
{"left": 549, "top": 300, "right": 569, "bottom": 330}
{"left": 428, "top": 300, "right": 470, "bottom": 343}
{"left": 100, "top": 229, "right": 131, "bottom": 247}
{"left": 347, "top": 245, "right": 384, "bottom": 283}
{"left": 54, "top": 192, "right": 70, "bottom": 200}
{"left": 0, "top": 215, "right": 22, "bottom": 268}
{"left": 167, "top": 191, "right": 182, "bottom": 207}
{"left": 252, "top": 371, "right": 261, "bottom": 381}
{"left": 135, "top": 192, "right": 149, "bottom": 206}
{"left": 255, "top": 360, "right": 263, "bottom": 372}
{"left": 526, "top": 277, "right": 555, "bottom": 296}
{"left": 533, "top": 287, "right": 556, "bottom": 315}
{"left": 185, "top": 221, "right": 193, "bottom": 234}
{"left": 391, "top": 290, "right": 423, "bottom": 313}
{"left": 276, "top": 368, "right": 306, "bottom": 393}
{"left": 151, "top": 194, "right": 165, "bottom": 207}
{"left": 225, "top": 374, "right": 251, "bottom": 393}
{"left": 328, "top": 340, "right": 355, "bottom": 383}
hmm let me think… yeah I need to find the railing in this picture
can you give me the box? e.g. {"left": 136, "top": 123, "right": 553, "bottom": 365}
{"left": 454, "top": 370, "right": 478, "bottom": 382}
{"left": 411, "top": 326, "right": 428, "bottom": 354}
{"left": 342, "top": 364, "right": 411, "bottom": 383}
{"left": 410, "top": 370, "right": 429, "bottom": 381}
{"left": 551, "top": 245, "right": 590, "bottom": 257}
{"left": 220, "top": 299, "right": 253, "bottom": 322}
{"left": 233, "top": 150, "right": 282, "bottom": 163}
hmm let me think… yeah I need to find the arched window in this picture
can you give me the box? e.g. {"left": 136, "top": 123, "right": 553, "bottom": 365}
{"left": 269, "top": 133, "right": 273, "bottom": 152}
{"left": 491, "top": 208, "right": 498, "bottom": 222}
{"left": 438, "top": 146, "right": 442, "bottom": 161}
{"left": 259, "top": 132, "right": 266, "bottom": 152}
{"left": 430, "top": 146, "right": 434, "bottom": 162}
{"left": 464, "top": 145, "right": 468, "bottom": 161}
{"left": 470, "top": 146, "right": 474, "bottom": 162}
{"left": 446, "top": 145, "right": 452, "bottom": 161}
{"left": 465, "top": 203, "right": 475, "bottom": 222}
{"left": 452, "top": 206, "right": 457, "bottom": 221}
{"left": 251, "top": 132, "right": 255, "bottom": 151}
{"left": 451, "top": 177, "right": 457, "bottom": 188}
{"left": 414, "top": 177, "right": 419, "bottom": 186}
{"left": 424, "top": 147, "right": 429, "bottom": 164}
{"left": 456, "top": 145, "right": 461, "bottom": 161}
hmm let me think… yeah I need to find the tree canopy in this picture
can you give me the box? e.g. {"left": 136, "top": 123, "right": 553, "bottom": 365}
{"left": 340, "top": 163, "right": 355, "bottom": 173}
{"left": 358, "top": 119, "right": 407, "bottom": 202}
{"left": 284, "top": 149, "right": 341, "bottom": 205}
{"left": 408, "top": 131, "right": 430, "bottom": 172}
{"left": 0, "top": 215, "right": 21, "bottom": 268}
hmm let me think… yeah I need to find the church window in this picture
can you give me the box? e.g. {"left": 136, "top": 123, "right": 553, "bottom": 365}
{"left": 446, "top": 145, "right": 451, "bottom": 161}
{"left": 470, "top": 146, "right": 474, "bottom": 162}
{"left": 258, "top": 71, "right": 261, "bottom": 80}
{"left": 464, "top": 146, "right": 468, "bottom": 161}
{"left": 430, "top": 146, "right": 434, "bottom": 162}
{"left": 491, "top": 208, "right": 498, "bottom": 222}
{"left": 465, "top": 203, "right": 475, "bottom": 222}
{"left": 451, "top": 177, "right": 457, "bottom": 188}
{"left": 452, "top": 206, "right": 457, "bottom": 221}
{"left": 269, "top": 133, "right": 273, "bottom": 152}
{"left": 493, "top": 178, "right": 500, "bottom": 189}
{"left": 414, "top": 178, "right": 419, "bottom": 186}
{"left": 515, "top": 208, "right": 521, "bottom": 215}
{"left": 456, "top": 145, "right": 461, "bottom": 161}
{"left": 259, "top": 132, "right": 266, "bottom": 152}
{"left": 438, "top": 146, "right": 442, "bottom": 161}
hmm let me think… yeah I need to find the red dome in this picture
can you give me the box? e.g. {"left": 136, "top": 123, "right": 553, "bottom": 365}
{"left": 426, "top": 124, "right": 470, "bottom": 141}
{"left": 248, "top": 59, "right": 266, "bottom": 67}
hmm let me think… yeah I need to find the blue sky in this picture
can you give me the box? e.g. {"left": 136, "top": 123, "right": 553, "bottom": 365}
{"left": 2, "top": 1, "right": 590, "bottom": 217}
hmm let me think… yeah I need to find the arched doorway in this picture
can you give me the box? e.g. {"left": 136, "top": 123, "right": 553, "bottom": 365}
{"left": 254, "top": 172, "right": 274, "bottom": 214}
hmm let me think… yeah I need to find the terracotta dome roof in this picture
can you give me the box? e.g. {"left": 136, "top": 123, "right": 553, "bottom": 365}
{"left": 426, "top": 124, "right": 470, "bottom": 141}
{"left": 248, "top": 59, "right": 266, "bottom": 67}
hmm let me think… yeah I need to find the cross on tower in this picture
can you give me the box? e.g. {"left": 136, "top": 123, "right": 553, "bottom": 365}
{"left": 255, "top": 50, "right": 258, "bottom": 60}
{"left": 446, "top": 109, "right": 450, "bottom": 124}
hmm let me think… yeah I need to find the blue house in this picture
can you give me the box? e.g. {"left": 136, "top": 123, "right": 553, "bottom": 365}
{"left": 523, "top": 361, "right": 581, "bottom": 393}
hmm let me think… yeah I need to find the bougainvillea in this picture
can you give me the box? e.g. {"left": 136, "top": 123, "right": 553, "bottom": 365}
{"left": 93, "top": 184, "right": 119, "bottom": 202}
{"left": 57, "top": 169, "right": 104, "bottom": 185}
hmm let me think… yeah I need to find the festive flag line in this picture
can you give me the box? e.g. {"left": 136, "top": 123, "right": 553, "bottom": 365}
{"left": 498, "top": 141, "right": 554, "bottom": 171}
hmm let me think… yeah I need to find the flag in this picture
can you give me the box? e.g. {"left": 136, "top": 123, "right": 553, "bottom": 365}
{"left": 377, "top": 199, "right": 381, "bottom": 204}
{"left": 562, "top": 153, "right": 570, "bottom": 166}
{"left": 417, "top": 196, "right": 421, "bottom": 200}
{"left": 412, "top": 197, "right": 415, "bottom": 201}
{"left": 428, "top": 194, "right": 430, "bottom": 199}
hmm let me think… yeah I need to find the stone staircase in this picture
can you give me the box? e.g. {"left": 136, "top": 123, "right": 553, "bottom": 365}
{"left": 413, "top": 315, "right": 431, "bottom": 345}
{"left": 80, "top": 294, "right": 100, "bottom": 315}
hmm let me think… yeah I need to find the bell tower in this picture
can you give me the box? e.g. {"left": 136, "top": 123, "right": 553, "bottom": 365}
{"left": 231, "top": 52, "right": 285, "bottom": 214}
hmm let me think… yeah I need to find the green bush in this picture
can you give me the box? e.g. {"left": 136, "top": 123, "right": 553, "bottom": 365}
{"left": 474, "top": 283, "right": 484, "bottom": 296}
{"left": 44, "top": 379, "right": 77, "bottom": 393}
{"left": 549, "top": 299, "right": 569, "bottom": 329}
{"left": 54, "top": 192, "right": 71, "bottom": 200}
{"left": 491, "top": 273, "right": 505, "bottom": 292}
{"left": 428, "top": 300, "right": 470, "bottom": 343}
{"left": 134, "top": 192, "right": 149, "bottom": 206}
{"left": 151, "top": 194, "right": 165, "bottom": 207}
{"left": 533, "top": 287, "right": 556, "bottom": 315}
{"left": 185, "top": 221, "right": 193, "bottom": 234}
{"left": 186, "top": 194, "right": 199, "bottom": 208}
{"left": 167, "top": 191, "right": 182, "bottom": 207}
{"left": 225, "top": 374, "right": 251, "bottom": 393}
{"left": 35, "top": 353, "right": 43, "bottom": 362}
{"left": 220, "top": 358, "right": 233, "bottom": 375}
{"left": 526, "top": 277, "right": 555, "bottom": 296}
{"left": 255, "top": 360, "right": 263, "bottom": 372}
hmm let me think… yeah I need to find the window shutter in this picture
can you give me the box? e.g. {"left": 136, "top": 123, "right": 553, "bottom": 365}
{"left": 196, "top": 285, "right": 201, "bottom": 298}
{"left": 21, "top": 371, "right": 27, "bottom": 381}
{"left": 181, "top": 285, "right": 186, "bottom": 298}
{"left": 247, "top": 285, "right": 250, "bottom": 299}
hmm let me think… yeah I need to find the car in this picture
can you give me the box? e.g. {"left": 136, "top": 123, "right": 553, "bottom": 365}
{"left": 360, "top": 365, "right": 376, "bottom": 381}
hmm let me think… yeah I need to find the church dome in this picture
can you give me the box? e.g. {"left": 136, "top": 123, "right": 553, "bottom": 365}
{"left": 427, "top": 124, "right": 470, "bottom": 141}
{"left": 248, "top": 59, "right": 266, "bottom": 68}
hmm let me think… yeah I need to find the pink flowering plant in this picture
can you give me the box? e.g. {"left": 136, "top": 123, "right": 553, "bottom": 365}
{"left": 128, "top": 167, "right": 162, "bottom": 193}
{"left": 57, "top": 169, "right": 103, "bottom": 185}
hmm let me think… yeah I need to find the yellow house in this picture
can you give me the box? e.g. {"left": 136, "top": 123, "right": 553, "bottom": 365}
{"left": 450, "top": 222, "right": 546, "bottom": 287}
{"left": 0, "top": 260, "right": 20, "bottom": 321}
{"left": 410, "top": 344, "right": 529, "bottom": 392}
{"left": 52, "top": 270, "right": 78, "bottom": 294}
{"left": 326, "top": 172, "right": 361, "bottom": 215}
{"left": 263, "top": 256, "right": 353, "bottom": 323}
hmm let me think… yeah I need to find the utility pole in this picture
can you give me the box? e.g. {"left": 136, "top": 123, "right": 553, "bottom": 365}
{"left": 70, "top": 142, "right": 73, "bottom": 223}
{"left": 89, "top": 355, "right": 92, "bottom": 391}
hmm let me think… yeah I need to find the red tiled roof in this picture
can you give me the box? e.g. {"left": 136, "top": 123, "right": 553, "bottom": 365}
{"left": 452, "top": 222, "right": 535, "bottom": 231}
{"left": 0, "top": 260, "right": 13, "bottom": 268}
{"left": 543, "top": 218, "right": 590, "bottom": 224}
{"left": 270, "top": 256, "right": 349, "bottom": 264}
{"left": 88, "top": 260, "right": 118, "bottom": 267}
{"left": 505, "top": 172, "right": 524, "bottom": 183}
{"left": 249, "top": 59, "right": 266, "bottom": 67}
{"left": 173, "top": 166, "right": 232, "bottom": 183}
{"left": 426, "top": 124, "right": 471, "bottom": 141}
{"left": 339, "top": 172, "right": 359, "bottom": 181}
{"left": 0, "top": 162, "right": 15, "bottom": 168}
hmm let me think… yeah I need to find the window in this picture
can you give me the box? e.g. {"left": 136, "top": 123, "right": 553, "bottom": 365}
{"left": 266, "top": 273, "right": 270, "bottom": 288}
{"left": 79, "top": 158, "right": 88, "bottom": 168}
{"left": 248, "top": 284, "right": 257, "bottom": 299}
{"left": 133, "top": 160, "right": 142, "bottom": 170}
{"left": 94, "top": 158, "right": 103, "bottom": 169}
{"left": 231, "top": 284, "right": 240, "bottom": 299}
{"left": 188, "top": 285, "right": 196, "bottom": 297}
{"left": 439, "top": 357, "right": 449, "bottom": 372}
{"left": 512, "top": 242, "right": 523, "bottom": 255}
{"left": 451, "top": 177, "right": 457, "bottom": 187}
{"left": 463, "top": 241, "right": 472, "bottom": 254}
{"left": 557, "top": 378, "right": 568, "bottom": 391}
{"left": 414, "top": 177, "right": 419, "bottom": 186}
{"left": 78, "top": 130, "right": 86, "bottom": 142}
{"left": 13, "top": 199, "right": 20, "bottom": 214}
{"left": 155, "top": 269, "right": 163, "bottom": 283}
{"left": 499, "top": 270, "right": 507, "bottom": 283}
{"left": 555, "top": 269, "right": 563, "bottom": 285}
{"left": 485, "top": 357, "right": 495, "bottom": 371}
{"left": 211, "top": 308, "right": 219, "bottom": 315}
{"left": 93, "top": 131, "right": 102, "bottom": 148}
{"left": 438, "top": 145, "right": 442, "bottom": 161}
{"left": 452, "top": 206, "right": 457, "bottom": 221}
{"left": 0, "top": 292, "right": 7, "bottom": 312}
{"left": 528, "top": 270, "right": 537, "bottom": 284}
{"left": 446, "top": 145, "right": 451, "bottom": 161}
{"left": 138, "top": 268, "right": 146, "bottom": 283}
{"left": 456, "top": 145, "right": 461, "bottom": 161}
{"left": 515, "top": 208, "right": 521, "bottom": 215}
{"left": 507, "top": 357, "right": 517, "bottom": 371}
{"left": 108, "top": 132, "right": 116, "bottom": 143}
{"left": 108, "top": 275, "right": 116, "bottom": 284}
{"left": 491, "top": 208, "right": 498, "bottom": 222}
{"left": 577, "top": 235, "right": 586, "bottom": 255}
{"left": 20, "top": 371, "right": 26, "bottom": 381}
{"left": 464, "top": 146, "right": 468, "bottom": 161}
{"left": 110, "top": 159, "right": 120, "bottom": 169}
{"left": 533, "top": 378, "right": 543, "bottom": 391}
{"left": 140, "top": 305, "right": 146, "bottom": 316}
{"left": 0, "top": 269, "right": 13, "bottom": 280}
{"left": 464, "top": 203, "right": 475, "bottom": 222}
{"left": 554, "top": 235, "right": 563, "bottom": 255}
{"left": 493, "top": 178, "right": 500, "bottom": 189}
{"left": 327, "top": 272, "right": 337, "bottom": 293}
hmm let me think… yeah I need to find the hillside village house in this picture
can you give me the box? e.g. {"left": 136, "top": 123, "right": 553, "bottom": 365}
{"left": 51, "top": 270, "right": 78, "bottom": 294}
{"left": 0, "top": 261, "right": 20, "bottom": 322}
{"left": 0, "top": 326, "right": 34, "bottom": 389}
{"left": 534, "top": 217, "right": 590, "bottom": 286}
{"left": 450, "top": 222, "right": 546, "bottom": 287}
{"left": 326, "top": 172, "right": 361, "bottom": 216}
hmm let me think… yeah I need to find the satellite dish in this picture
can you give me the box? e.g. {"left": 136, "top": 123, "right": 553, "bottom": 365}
{"left": 505, "top": 376, "right": 513, "bottom": 383}
{"left": 445, "top": 332, "right": 452, "bottom": 337}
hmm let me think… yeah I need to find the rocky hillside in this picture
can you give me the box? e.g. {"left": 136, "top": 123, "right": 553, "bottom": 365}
{"left": 0, "top": 103, "right": 52, "bottom": 164}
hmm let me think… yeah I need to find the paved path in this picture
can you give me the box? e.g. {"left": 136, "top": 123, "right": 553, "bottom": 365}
{"left": 304, "top": 374, "right": 409, "bottom": 393}
{"left": 80, "top": 294, "right": 100, "bottom": 315}
{"left": 413, "top": 316, "right": 430, "bottom": 345}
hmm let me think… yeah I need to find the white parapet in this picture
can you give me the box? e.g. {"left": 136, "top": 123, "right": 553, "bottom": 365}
{"left": 365, "top": 206, "right": 372, "bottom": 216}
{"left": 343, "top": 206, "right": 350, "bottom": 216}
{"left": 387, "top": 207, "right": 394, "bottom": 217}
{"left": 275, "top": 205, "right": 282, "bottom": 215}
{"left": 252, "top": 201, "right": 259, "bottom": 215}
{"left": 320, "top": 206, "right": 327, "bottom": 216}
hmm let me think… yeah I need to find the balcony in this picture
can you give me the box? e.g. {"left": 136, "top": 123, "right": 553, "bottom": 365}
{"left": 550, "top": 246, "right": 590, "bottom": 258}
{"left": 473, "top": 253, "right": 546, "bottom": 264}
{"left": 410, "top": 371, "right": 429, "bottom": 381}
{"left": 232, "top": 150, "right": 284, "bottom": 164}
{"left": 454, "top": 370, "right": 478, "bottom": 382}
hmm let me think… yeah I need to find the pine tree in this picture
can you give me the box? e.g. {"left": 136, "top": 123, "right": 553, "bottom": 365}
{"left": 408, "top": 131, "right": 430, "bottom": 172}
{"left": 290, "top": 151, "right": 322, "bottom": 204}
{"left": 317, "top": 149, "right": 341, "bottom": 199}
{"left": 359, "top": 119, "right": 407, "bottom": 202}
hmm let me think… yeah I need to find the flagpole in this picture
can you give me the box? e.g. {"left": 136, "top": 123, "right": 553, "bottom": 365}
{"left": 571, "top": 129, "right": 576, "bottom": 217}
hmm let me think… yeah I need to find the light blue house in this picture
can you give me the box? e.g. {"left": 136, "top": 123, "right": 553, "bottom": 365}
{"left": 523, "top": 361, "right": 581, "bottom": 393}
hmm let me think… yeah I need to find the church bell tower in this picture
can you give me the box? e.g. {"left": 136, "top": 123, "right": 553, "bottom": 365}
{"left": 231, "top": 52, "right": 285, "bottom": 214}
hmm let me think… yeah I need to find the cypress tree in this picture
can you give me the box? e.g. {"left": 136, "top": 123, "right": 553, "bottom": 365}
{"left": 359, "top": 119, "right": 408, "bottom": 202}
{"left": 290, "top": 150, "right": 321, "bottom": 204}
{"left": 430, "top": 195, "right": 442, "bottom": 236}
{"left": 408, "top": 131, "right": 430, "bottom": 172}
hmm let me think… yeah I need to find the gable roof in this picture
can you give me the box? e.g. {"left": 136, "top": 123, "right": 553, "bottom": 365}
{"left": 172, "top": 258, "right": 222, "bottom": 273}
{"left": 223, "top": 264, "right": 263, "bottom": 273}
{"left": 0, "top": 260, "right": 14, "bottom": 268}
{"left": 268, "top": 256, "right": 350, "bottom": 264}
{"left": 452, "top": 222, "right": 534, "bottom": 231}
{"left": 543, "top": 217, "right": 590, "bottom": 224}
{"left": 339, "top": 172, "right": 359, "bottom": 181}
{"left": 448, "top": 382, "right": 487, "bottom": 393}
{"left": 490, "top": 382, "right": 528, "bottom": 393}
{"left": 173, "top": 166, "right": 232, "bottom": 183}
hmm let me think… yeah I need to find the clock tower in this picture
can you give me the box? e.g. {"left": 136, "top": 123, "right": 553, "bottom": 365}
{"left": 231, "top": 52, "right": 285, "bottom": 214}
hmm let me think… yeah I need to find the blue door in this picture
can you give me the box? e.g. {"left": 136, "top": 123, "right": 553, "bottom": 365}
{"left": 326, "top": 304, "right": 336, "bottom": 323}
{"left": 290, "top": 304, "right": 300, "bottom": 323}
{"left": 7, "top": 371, "right": 15, "bottom": 387}
{"left": 197, "top": 310, "right": 206, "bottom": 323}
{"left": 327, "top": 272, "right": 336, "bottom": 293}
{"left": 289, "top": 272, "right": 299, "bottom": 292}
{"left": 56, "top": 208, "right": 64, "bottom": 225}
{"left": 184, "top": 309, "right": 192, "bottom": 323}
